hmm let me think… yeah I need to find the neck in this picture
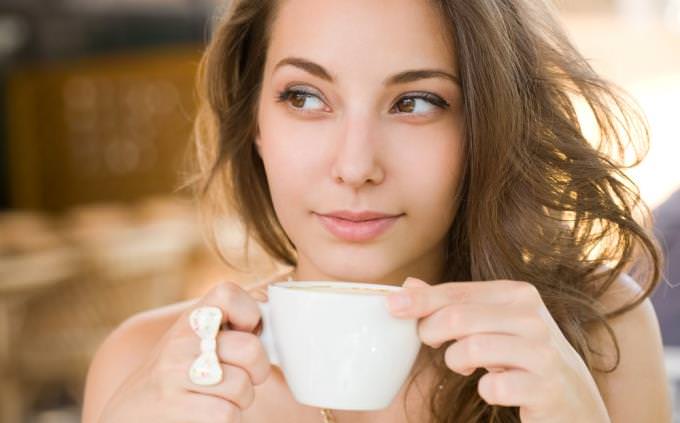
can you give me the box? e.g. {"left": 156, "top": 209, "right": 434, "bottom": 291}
{"left": 291, "top": 241, "right": 448, "bottom": 287}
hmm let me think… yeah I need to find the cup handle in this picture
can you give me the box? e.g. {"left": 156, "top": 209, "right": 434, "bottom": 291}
{"left": 256, "top": 301, "right": 280, "bottom": 366}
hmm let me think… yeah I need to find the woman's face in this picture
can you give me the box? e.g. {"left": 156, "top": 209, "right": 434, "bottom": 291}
{"left": 256, "top": 0, "right": 464, "bottom": 284}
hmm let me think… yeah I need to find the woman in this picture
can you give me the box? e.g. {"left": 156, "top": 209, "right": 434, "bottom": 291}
{"left": 82, "top": 0, "right": 671, "bottom": 421}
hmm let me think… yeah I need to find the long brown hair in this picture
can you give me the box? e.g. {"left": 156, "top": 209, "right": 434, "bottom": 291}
{"left": 185, "top": 0, "right": 662, "bottom": 421}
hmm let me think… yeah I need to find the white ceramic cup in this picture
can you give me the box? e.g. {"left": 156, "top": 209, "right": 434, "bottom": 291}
{"left": 256, "top": 280, "right": 422, "bottom": 410}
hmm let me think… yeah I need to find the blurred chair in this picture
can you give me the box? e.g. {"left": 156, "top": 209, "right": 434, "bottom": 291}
{"left": 665, "top": 347, "right": 680, "bottom": 422}
{"left": 0, "top": 199, "right": 199, "bottom": 421}
{"left": 652, "top": 188, "right": 680, "bottom": 346}
{"left": 649, "top": 188, "right": 680, "bottom": 421}
{"left": 0, "top": 211, "right": 79, "bottom": 423}
{"left": 17, "top": 201, "right": 194, "bottom": 400}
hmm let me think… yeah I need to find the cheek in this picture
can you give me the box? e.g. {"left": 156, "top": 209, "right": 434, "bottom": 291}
{"left": 257, "top": 101, "right": 331, "bottom": 171}
{"left": 261, "top": 154, "right": 309, "bottom": 242}
{"left": 395, "top": 125, "right": 464, "bottom": 215}
{"left": 257, "top": 110, "right": 326, "bottom": 223}
{"left": 260, "top": 146, "right": 307, "bottom": 218}
{"left": 406, "top": 157, "right": 462, "bottom": 230}
{"left": 422, "top": 157, "right": 463, "bottom": 245}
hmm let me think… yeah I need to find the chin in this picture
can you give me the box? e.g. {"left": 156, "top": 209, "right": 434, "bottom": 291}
{"left": 311, "top": 250, "right": 403, "bottom": 284}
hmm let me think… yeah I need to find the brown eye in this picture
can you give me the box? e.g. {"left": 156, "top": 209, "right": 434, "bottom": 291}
{"left": 394, "top": 98, "right": 416, "bottom": 113}
{"left": 276, "top": 88, "right": 327, "bottom": 113}
{"left": 390, "top": 93, "right": 450, "bottom": 116}
{"left": 290, "top": 92, "right": 307, "bottom": 108}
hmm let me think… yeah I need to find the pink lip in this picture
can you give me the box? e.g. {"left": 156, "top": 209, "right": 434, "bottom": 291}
{"left": 315, "top": 213, "right": 402, "bottom": 242}
{"left": 319, "top": 210, "right": 401, "bottom": 221}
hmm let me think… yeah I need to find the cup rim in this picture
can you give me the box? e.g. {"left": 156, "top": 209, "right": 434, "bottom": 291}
{"left": 270, "top": 280, "right": 402, "bottom": 295}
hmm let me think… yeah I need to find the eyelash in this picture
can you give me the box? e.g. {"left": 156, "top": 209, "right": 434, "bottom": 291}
{"left": 274, "top": 88, "right": 450, "bottom": 116}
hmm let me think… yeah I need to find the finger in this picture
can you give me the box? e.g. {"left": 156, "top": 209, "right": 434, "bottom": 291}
{"left": 402, "top": 277, "right": 430, "bottom": 288}
{"left": 217, "top": 330, "right": 272, "bottom": 385}
{"left": 477, "top": 369, "right": 541, "bottom": 408}
{"left": 417, "top": 303, "right": 549, "bottom": 347}
{"left": 247, "top": 287, "right": 268, "bottom": 303}
{"left": 160, "top": 330, "right": 271, "bottom": 386}
{"left": 183, "top": 391, "right": 241, "bottom": 422}
{"left": 387, "top": 279, "right": 541, "bottom": 318}
{"left": 443, "top": 333, "right": 554, "bottom": 376}
{"left": 246, "top": 289, "right": 268, "bottom": 336}
{"left": 172, "top": 282, "right": 264, "bottom": 336}
{"left": 184, "top": 363, "right": 255, "bottom": 411}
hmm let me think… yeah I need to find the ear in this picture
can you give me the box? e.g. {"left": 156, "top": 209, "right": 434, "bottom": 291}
{"left": 254, "top": 132, "right": 262, "bottom": 156}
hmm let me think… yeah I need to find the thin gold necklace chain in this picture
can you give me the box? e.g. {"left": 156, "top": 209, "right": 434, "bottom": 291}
{"left": 318, "top": 384, "right": 445, "bottom": 421}
{"left": 320, "top": 408, "right": 337, "bottom": 423}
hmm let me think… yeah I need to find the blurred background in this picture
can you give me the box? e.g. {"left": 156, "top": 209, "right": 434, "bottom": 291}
{"left": 0, "top": 0, "right": 678, "bottom": 422}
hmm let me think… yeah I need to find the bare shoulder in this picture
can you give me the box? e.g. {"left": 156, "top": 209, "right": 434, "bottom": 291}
{"left": 81, "top": 297, "right": 198, "bottom": 422}
{"left": 81, "top": 272, "right": 291, "bottom": 423}
{"left": 588, "top": 272, "right": 672, "bottom": 422}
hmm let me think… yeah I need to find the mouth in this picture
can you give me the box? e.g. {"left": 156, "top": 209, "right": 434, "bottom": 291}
{"left": 314, "top": 212, "right": 404, "bottom": 242}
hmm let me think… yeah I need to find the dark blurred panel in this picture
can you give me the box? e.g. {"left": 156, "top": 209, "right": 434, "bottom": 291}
{"left": 6, "top": 46, "right": 202, "bottom": 211}
{"left": 0, "top": 76, "right": 9, "bottom": 210}
{"left": 0, "top": 0, "right": 218, "bottom": 212}
{"left": 0, "top": 0, "right": 215, "bottom": 62}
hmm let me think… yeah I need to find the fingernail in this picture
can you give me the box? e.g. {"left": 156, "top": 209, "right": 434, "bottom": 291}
{"left": 250, "top": 291, "right": 268, "bottom": 302}
{"left": 403, "top": 277, "right": 428, "bottom": 287}
{"left": 388, "top": 293, "right": 411, "bottom": 312}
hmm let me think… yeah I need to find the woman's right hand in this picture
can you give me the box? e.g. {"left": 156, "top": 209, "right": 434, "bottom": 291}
{"left": 98, "top": 281, "right": 272, "bottom": 423}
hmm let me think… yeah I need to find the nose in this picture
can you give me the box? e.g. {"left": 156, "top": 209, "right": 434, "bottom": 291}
{"left": 330, "top": 114, "right": 385, "bottom": 188}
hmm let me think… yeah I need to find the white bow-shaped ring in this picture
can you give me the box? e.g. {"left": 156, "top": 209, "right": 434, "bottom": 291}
{"left": 188, "top": 306, "right": 223, "bottom": 386}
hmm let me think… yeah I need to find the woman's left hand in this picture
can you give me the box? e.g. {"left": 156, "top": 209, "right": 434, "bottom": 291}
{"left": 386, "top": 277, "right": 611, "bottom": 423}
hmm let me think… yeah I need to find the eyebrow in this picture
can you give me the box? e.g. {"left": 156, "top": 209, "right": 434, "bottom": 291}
{"left": 273, "top": 56, "right": 460, "bottom": 86}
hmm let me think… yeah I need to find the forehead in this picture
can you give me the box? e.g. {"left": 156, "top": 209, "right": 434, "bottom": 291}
{"left": 266, "top": 0, "right": 456, "bottom": 79}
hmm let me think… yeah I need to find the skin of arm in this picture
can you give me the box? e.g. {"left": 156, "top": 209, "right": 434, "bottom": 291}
{"left": 81, "top": 299, "right": 196, "bottom": 423}
{"left": 589, "top": 274, "right": 672, "bottom": 423}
